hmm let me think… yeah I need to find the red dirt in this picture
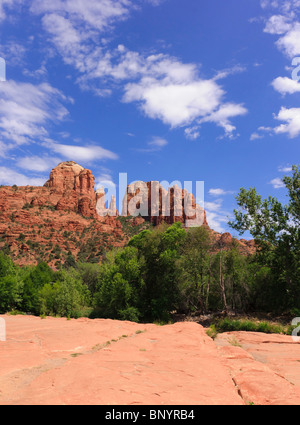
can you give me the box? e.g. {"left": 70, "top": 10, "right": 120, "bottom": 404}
{"left": 1, "top": 315, "right": 299, "bottom": 405}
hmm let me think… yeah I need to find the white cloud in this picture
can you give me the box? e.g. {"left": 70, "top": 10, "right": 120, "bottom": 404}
{"left": 273, "top": 107, "right": 300, "bottom": 137}
{"left": 25, "top": 3, "right": 247, "bottom": 138}
{"left": 184, "top": 126, "right": 200, "bottom": 140}
{"left": 0, "top": 166, "right": 46, "bottom": 186}
{"left": 0, "top": 0, "right": 247, "bottom": 141}
{"left": 264, "top": 14, "right": 293, "bottom": 34}
{"left": 0, "top": 80, "right": 71, "bottom": 147}
{"left": 250, "top": 132, "right": 264, "bottom": 140}
{"left": 135, "top": 136, "right": 168, "bottom": 153}
{"left": 95, "top": 166, "right": 116, "bottom": 188}
{"left": 47, "top": 142, "right": 118, "bottom": 162}
{"left": 209, "top": 188, "right": 234, "bottom": 196}
{"left": 271, "top": 76, "right": 300, "bottom": 94}
{"left": 204, "top": 198, "right": 231, "bottom": 233}
{"left": 17, "top": 155, "right": 61, "bottom": 172}
{"left": 212, "top": 65, "right": 246, "bottom": 81}
{"left": 276, "top": 23, "right": 300, "bottom": 57}
{"left": 148, "top": 137, "right": 168, "bottom": 148}
{"left": 0, "top": 0, "right": 22, "bottom": 21}
{"left": 124, "top": 78, "right": 224, "bottom": 128}
{"left": 278, "top": 164, "right": 293, "bottom": 172}
{"left": 31, "top": 0, "right": 133, "bottom": 32}
{"left": 205, "top": 200, "right": 223, "bottom": 212}
{"left": 269, "top": 177, "right": 285, "bottom": 188}
{"left": 199, "top": 103, "right": 248, "bottom": 137}
{"left": 205, "top": 210, "right": 228, "bottom": 233}
{"left": 261, "top": 0, "right": 300, "bottom": 13}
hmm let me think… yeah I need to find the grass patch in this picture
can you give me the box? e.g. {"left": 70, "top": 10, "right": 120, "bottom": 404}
{"left": 135, "top": 329, "right": 146, "bottom": 335}
{"left": 207, "top": 317, "right": 295, "bottom": 337}
{"left": 206, "top": 324, "right": 218, "bottom": 340}
{"left": 227, "top": 336, "right": 242, "bottom": 347}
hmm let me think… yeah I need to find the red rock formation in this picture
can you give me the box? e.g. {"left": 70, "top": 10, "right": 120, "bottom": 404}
{"left": 122, "top": 180, "right": 208, "bottom": 228}
{"left": 0, "top": 161, "right": 255, "bottom": 266}
{"left": 0, "top": 162, "right": 126, "bottom": 267}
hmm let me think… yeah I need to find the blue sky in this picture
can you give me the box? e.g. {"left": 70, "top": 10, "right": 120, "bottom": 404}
{"left": 0, "top": 0, "right": 299, "bottom": 234}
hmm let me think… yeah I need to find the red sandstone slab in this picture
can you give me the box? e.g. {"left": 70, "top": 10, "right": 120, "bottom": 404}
{"left": 215, "top": 331, "right": 300, "bottom": 405}
{"left": 0, "top": 315, "right": 242, "bottom": 405}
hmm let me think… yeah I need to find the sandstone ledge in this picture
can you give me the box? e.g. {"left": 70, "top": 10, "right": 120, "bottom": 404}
{"left": 1, "top": 315, "right": 299, "bottom": 405}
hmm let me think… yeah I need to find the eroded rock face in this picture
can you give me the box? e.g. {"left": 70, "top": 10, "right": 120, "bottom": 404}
{"left": 122, "top": 181, "right": 209, "bottom": 228}
{"left": 45, "top": 161, "right": 85, "bottom": 192}
{"left": 44, "top": 161, "right": 97, "bottom": 217}
{"left": 0, "top": 161, "right": 255, "bottom": 266}
{"left": 0, "top": 162, "right": 125, "bottom": 266}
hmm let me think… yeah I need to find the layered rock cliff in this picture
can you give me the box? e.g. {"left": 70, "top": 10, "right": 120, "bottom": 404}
{"left": 0, "top": 161, "right": 255, "bottom": 266}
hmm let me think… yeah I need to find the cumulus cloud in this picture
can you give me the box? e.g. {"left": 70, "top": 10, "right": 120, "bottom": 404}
{"left": 276, "top": 23, "right": 300, "bottom": 57}
{"left": 273, "top": 107, "right": 300, "bottom": 137}
{"left": 264, "top": 14, "right": 293, "bottom": 34}
{"left": 271, "top": 76, "right": 300, "bottom": 94}
{"left": 23, "top": 3, "right": 247, "bottom": 138}
{"left": 0, "top": 0, "right": 247, "bottom": 142}
{"left": 199, "top": 103, "right": 248, "bottom": 137}
{"left": 258, "top": 1, "right": 300, "bottom": 138}
{"left": 124, "top": 78, "right": 224, "bottom": 128}
{"left": 269, "top": 177, "right": 285, "bottom": 188}
{"left": 31, "top": 0, "right": 133, "bottom": 32}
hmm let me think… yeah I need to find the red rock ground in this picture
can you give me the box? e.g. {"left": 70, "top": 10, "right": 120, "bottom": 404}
{"left": 1, "top": 315, "right": 299, "bottom": 405}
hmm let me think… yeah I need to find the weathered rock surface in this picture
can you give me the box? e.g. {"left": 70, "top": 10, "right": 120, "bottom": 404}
{"left": 215, "top": 331, "right": 300, "bottom": 405}
{"left": 0, "top": 315, "right": 299, "bottom": 405}
{"left": 122, "top": 181, "right": 208, "bottom": 227}
{"left": 0, "top": 315, "right": 242, "bottom": 405}
{"left": 0, "top": 162, "right": 137, "bottom": 266}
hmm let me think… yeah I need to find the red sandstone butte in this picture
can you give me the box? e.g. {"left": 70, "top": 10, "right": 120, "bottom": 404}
{"left": 0, "top": 160, "right": 256, "bottom": 266}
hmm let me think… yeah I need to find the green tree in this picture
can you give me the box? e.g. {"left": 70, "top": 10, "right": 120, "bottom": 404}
{"left": 130, "top": 222, "right": 186, "bottom": 321}
{"left": 229, "top": 165, "right": 300, "bottom": 311}
{"left": 0, "top": 252, "right": 22, "bottom": 313}
{"left": 93, "top": 247, "right": 144, "bottom": 322}
{"left": 177, "top": 226, "right": 212, "bottom": 314}
{"left": 39, "top": 269, "right": 91, "bottom": 318}
{"left": 21, "top": 262, "right": 57, "bottom": 314}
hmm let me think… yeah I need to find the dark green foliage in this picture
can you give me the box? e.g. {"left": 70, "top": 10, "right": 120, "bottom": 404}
{"left": 21, "top": 262, "right": 57, "bottom": 314}
{"left": 93, "top": 246, "right": 144, "bottom": 322}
